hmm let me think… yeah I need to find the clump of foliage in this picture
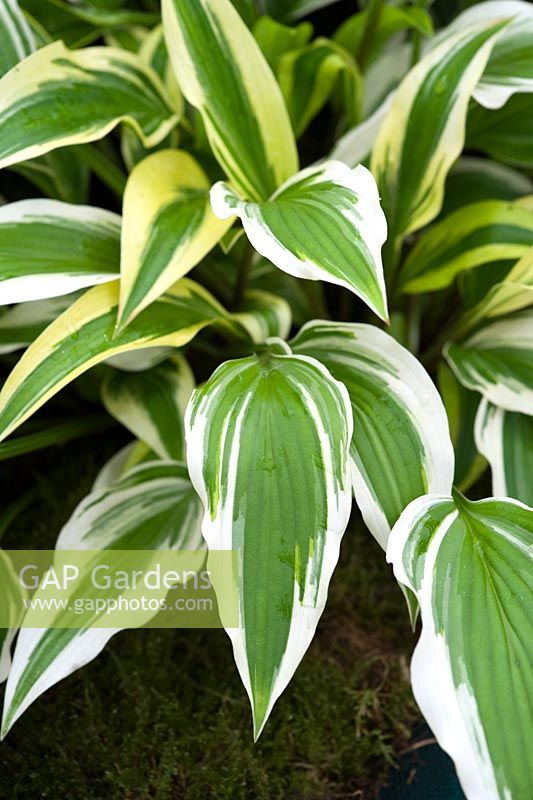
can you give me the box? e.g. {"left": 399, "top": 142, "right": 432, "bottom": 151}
{"left": 0, "top": 1, "right": 532, "bottom": 799}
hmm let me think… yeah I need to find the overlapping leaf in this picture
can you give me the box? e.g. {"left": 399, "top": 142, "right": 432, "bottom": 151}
{"left": 102, "top": 356, "right": 196, "bottom": 460}
{"left": 2, "top": 460, "right": 204, "bottom": 737}
{"left": 0, "top": 0, "right": 36, "bottom": 77}
{"left": 291, "top": 321, "right": 454, "bottom": 549}
{"left": 162, "top": 0, "right": 298, "bottom": 201}
{"left": 400, "top": 200, "right": 533, "bottom": 293}
{"left": 388, "top": 492, "right": 533, "bottom": 800}
{"left": 0, "top": 279, "right": 226, "bottom": 442}
{"left": 211, "top": 161, "right": 388, "bottom": 321}
{"left": 475, "top": 399, "right": 533, "bottom": 505}
{"left": 185, "top": 346, "right": 353, "bottom": 738}
{"left": 371, "top": 20, "right": 507, "bottom": 237}
{"left": 118, "top": 150, "right": 231, "bottom": 328}
{"left": 0, "top": 40, "right": 179, "bottom": 170}
{"left": 445, "top": 311, "right": 533, "bottom": 414}
{"left": 0, "top": 200, "right": 120, "bottom": 305}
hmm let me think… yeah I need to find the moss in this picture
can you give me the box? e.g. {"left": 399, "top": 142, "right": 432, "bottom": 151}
{"left": 0, "top": 440, "right": 420, "bottom": 799}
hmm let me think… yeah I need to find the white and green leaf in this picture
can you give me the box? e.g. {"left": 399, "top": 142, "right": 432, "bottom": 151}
{"left": 102, "top": 356, "right": 195, "bottom": 461}
{"left": 0, "top": 40, "right": 179, "bottom": 171}
{"left": 0, "top": 0, "right": 36, "bottom": 77}
{"left": 118, "top": 149, "right": 231, "bottom": 328}
{"left": 0, "top": 279, "right": 225, "bottom": 443}
{"left": 371, "top": 20, "right": 508, "bottom": 237}
{"left": 400, "top": 200, "right": 533, "bottom": 293}
{"left": 1, "top": 459, "right": 204, "bottom": 737}
{"left": 0, "top": 551, "right": 27, "bottom": 684}
{"left": 475, "top": 399, "right": 533, "bottom": 505}
{"left": 0, "top": 295, "right": 76, "bottom": 354}
{"left": 387, "top": 492, "right": 533, "bottom": 800}
{"left": 443, "top": 0, "right": 533, "bottom": 109}
{"left": 291, "top": 321, "right": 454, "bottom": 549}
{"left": 0, "top": 200, "right": 120, "bottom": 305}
{"left": 211, "top": 161, "right": 389, "bottom": 321}
{"left": 162, "top": 0, "right": 298, "bottom": 201}
{"left": 185, "top": 347, "right": 353, "bottom": 738}
{"left": 278, "top": 38, "right": 361, "bottom": 137}
{"left": 445, "top": 311, "right": 533, "bottom": 414}
{"left": 232, "top": 290, "right": 292, "bottom": 343}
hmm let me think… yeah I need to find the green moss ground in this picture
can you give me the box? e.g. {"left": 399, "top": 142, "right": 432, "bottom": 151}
{"left": 0, "top": 440, "right": 420, "bottom": 799}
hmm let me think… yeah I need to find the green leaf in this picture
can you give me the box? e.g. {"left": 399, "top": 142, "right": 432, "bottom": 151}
{"left": 162, "top": 0, "right": 298, "bottom": 201}
{"left": 370, "top": 20, "right": 507, "bottom": 237}
{"left": 0, "top": 551, "right": 27, "bottom": 683}
{"left": 437, "top": 362, "right": 486, "bottom": 492}
{"left": 455, "top": 247, "right": 533, "bottom": 334}
{"left": 1, "top": 459, "right": 204, "bottom": 736}
{"left": 278, "top": 39, "right": 362, "bottom": 137}
{"left": 211, "top": 161, "right": 389, "bottom": 321}
{"left": 291, "top": 321, "right": 454, "bottom": 549}
{"left": 118, "top": 149, "right": 232, "bottom": 328}
{"left": 37, "top": 0, "right": 160, "bottom": 29}
{"left": 400, "top": 200, "right": 533, "bottom": 293}
{"left": 475, "top": 399, "right": 533, "bottom": 505}
{"left": 185, "top": 346, "right": 353, "bottom": 738}
{"left": 444, "top": 311, "right": 533, "bottom": 414}
{"left": 0, "top": 40, "right": 179, "bottom": 171}
{"left": 387, "top": 492, "right": 533, "bottom": 800}
{"left": 334, "top": 6, "right": 433, "bottom": 67}
{"left": 0, "top": 0, "right": 36, "bottom": 77}
{"left": 253, "top": 15, "right": 312, "bottom": 72}
{"left": 442, "top": 0, "right": 533, "bottom": 109}
{"left": 441, "top": 157, "right": 533, "bottom": 217}
{"left": 0, "top": 279, "right": 226, "bottom": 443}
{"left": 232, "top": 289, "right": 292, "bottom": 343}
{"left": 467, "top": 94, "right": 533, "bottom": 170}
{"left": 0, "top": 295, "right": 76, "bottom": 354}
{"left": 102, "top": 356, "right": 195, "bottom": 460}
{"left": 138, "top": 23, "right": 183, "bottom": 114}
{"left": 20, "top": 0, "right": 98, "bottom": 48}
{"left": 0, "top": 199, "right": 120, "bottom": 305}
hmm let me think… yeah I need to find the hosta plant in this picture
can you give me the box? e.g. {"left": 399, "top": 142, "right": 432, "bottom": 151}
{"left": 0, "top": 0, "right": 532, "bottom": 797}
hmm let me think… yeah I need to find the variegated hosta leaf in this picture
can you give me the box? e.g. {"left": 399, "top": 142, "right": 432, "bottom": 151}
{"left": 466, "top": 94, "right": 533, "bottom": 170}
{"left": 329, "top": 93, "right": 393, "bottom": 168}
{"left": 211, "top": 161, "right": 389, "bottom": 321}
{"left": 387, "top": 492, "right": 533, "bottom": 800}
{"left": 456, "top": 248, "right": 533, "bottom": 335}
{"left": 232, "top": 289, "right": 292, "bottom": 343}
{"left": 444, "top": 311, "right": 533, "bottom": 414}
{"left": 442, "top": 157, "right": 533, "bottom": 218}
{"left": 0, "top": 278, "right": 225, "bottom": 443}
{"left": 475, "top": 399, "right": 533, "bottom": 505}
{"left": 438, "top": 363, "right": 486, "bottom": 493}
{"left": 0, "top": 40, "right": 179, "bottom": 171}
{"left": 0, "top": 0, "right": 35, "bottom": 77}
{"left": 443, "top": 0, "right": 533, "bottom": 109}
{"left": 0, "top": 200, "right": 120, "bottom": 305}
{"left": 102, "top": 356, "right": 195, "bottom": 460}
{"left": 0, "top": 551, "right": 27, "bottom": 684}
{"left": 400, "top": 200, "right": 533, "bottom": 293}
{"left": 162, "top": 0, "right": 298, "bottom": 201}
{"left": 252, "top": 15, "right": 312, "bottom": 72}
{"left": 139, "top": 23, "right": 183, "bottom": 114}
{"left": 371, "top": 20, "right": 507, "bottom": 237}
{"left": 185, "top": 347, "right": 353, "bottom": 738}
{"left": 118, "top": 150, "right": 231, "bottom": 328}
{"left": 1, "top": 460, "right": 204, "bottom": 737}
{"left": 291, "top": 321, "right": 454, "bottom": 549}
{"left": 0, "top": 295, "right": 76, "bottom": 354}
{"left": 91, "top": 441, "right": 152, "bottom": 493}
{"left": 278, "top": 39, "right": 361, "bottom": 137}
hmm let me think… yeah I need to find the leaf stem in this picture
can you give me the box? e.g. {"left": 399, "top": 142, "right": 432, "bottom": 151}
{"left": 357, "top": 0, "right": 385, "bottom": 70}
{"left": 234, "top": 242, "right": 254, "bottom": 308}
